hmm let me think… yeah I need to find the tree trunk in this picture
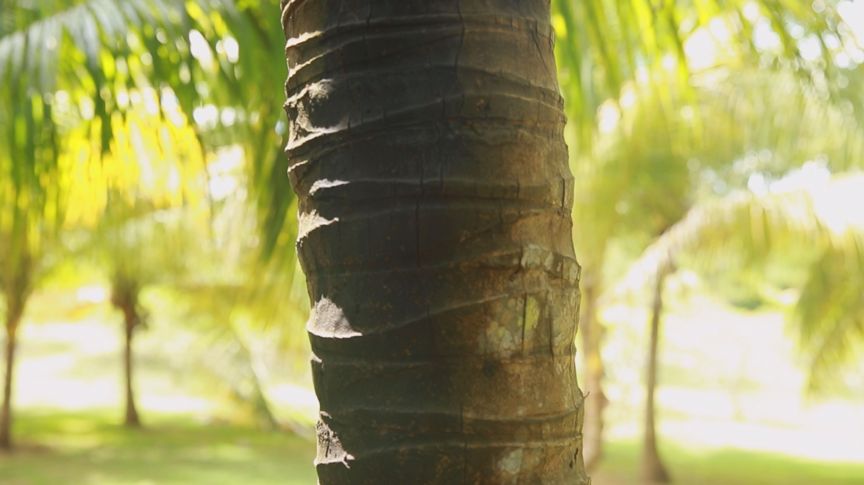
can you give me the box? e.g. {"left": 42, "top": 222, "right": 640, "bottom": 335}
{"left": 121, "top": 304, "right": 141, "bottom": 428}
{"left": 282, "top": 1, "right": 588, "bottom": 483}
{"left": 580, "top": 276, "right": 606, "bottom": 471}
{"left": 641, "top": 269, "right": 670, "bottom": 483}
{"left": 0, "top": 309, "right": 22, "bottom": 451}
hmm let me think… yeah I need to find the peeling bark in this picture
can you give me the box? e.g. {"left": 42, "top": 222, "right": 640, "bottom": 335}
{"left": 282, "top": 1, "right": 588, "bottom": 483}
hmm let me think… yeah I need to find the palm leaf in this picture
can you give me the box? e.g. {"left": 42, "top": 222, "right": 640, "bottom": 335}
{"left": 0, "top": 0, "right": 293, "bottom": 262}
{"left": 608, "top": 172, "right": 864, "bottom": 388}
{"left": 552, "top": 0, "right": 855, "bottom": 152}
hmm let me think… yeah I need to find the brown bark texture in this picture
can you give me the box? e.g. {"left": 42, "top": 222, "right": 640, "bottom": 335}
{"left": 281, "top": 1, "right": 588, "bottom": 483}
{"left": 641, "top": 269, "right": 670, "bottom": 483}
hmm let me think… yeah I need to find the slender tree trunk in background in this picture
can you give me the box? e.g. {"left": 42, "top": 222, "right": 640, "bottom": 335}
{"left": 282, "top": 1, "right": 588, "bottom": 483}
{"left": 580, "top": 276, "right": 606, "bottom": 471}
{"left": 641, "top": 269, "right": 670, "bottom": 483}
{"left": 122, "top": 306, "right": 141, "bottom": 428}
{"left": 0, "top": 326, "right": 18, "bottom": 451}
{"left": 0, "top": 306, "right": 22, "bottom": 451}
{"left": 113, "top": 282, "right": 143, "bottom": 430}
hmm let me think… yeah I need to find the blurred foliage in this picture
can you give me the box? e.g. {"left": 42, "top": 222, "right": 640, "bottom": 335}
{"left": 552, "top": 0, "right": 864, "bottom": 394}
{"left": 0, "top": 0, "right": 292, "bottom": 258}
{"left": 0, "top": 0, "right": 301, "bottom": 437}
{"left": 614, "top": 172, "right": 864, "bottom": 390}
{"left": 551, "top": 0, "right": 855, "bottom": 152}
{"left": 0, "top": 0, "right": 862, "bottom": 455}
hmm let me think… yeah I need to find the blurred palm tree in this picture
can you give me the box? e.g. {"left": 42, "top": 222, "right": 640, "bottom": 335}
{"left": 613, "top": 171, "right": 864, "bottom": 387}
{"left": 0, "top": 0, "right": 290, "bottom": 449}
{"left": 607, "top": 169, "right": 863, "bottom": 480}
{"left": 592, "top": 67, "right": 864, "bottom": 478}
{"left": 551, "top": 0, "right": 862, "bottom": 472}
{"left": 101, "top": 205, "right": 199, "bottom": 427}
{"left": 87, "top": 186, "right": 206, "bottom": 428}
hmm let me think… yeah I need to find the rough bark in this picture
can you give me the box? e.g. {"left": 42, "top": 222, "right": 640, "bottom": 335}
{"left": 641, "top": 269, "right": 670, "bottom": 483}
{"left": 282, "top": 1, "right": 588, "bottom": 483}
{"left": 580, "top": 276, "right": 606, "bottom": 471}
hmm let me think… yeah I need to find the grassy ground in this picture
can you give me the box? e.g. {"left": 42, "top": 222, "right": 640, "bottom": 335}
{"left": 2, "top": 291, "right": 862, "bottom": 483}
{"left": 2, "top": 411, "right": 862, "bottom": 484}
{"left": 592, "top": 440, "right": 864, "bottom": 485}
{"left": 0, "top": 411, "right": 317, "bottom": 485}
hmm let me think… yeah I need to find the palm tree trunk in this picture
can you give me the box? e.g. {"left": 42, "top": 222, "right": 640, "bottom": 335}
{"left": 282, "top": 1, "right": 587, "bottom": 483}
{"left": 641, "top": 269, "right": 670, "bottom": 483}
{"left": 0, "top": 309, "right": 22, "bottom": 451}
{"left": 580, "top": 276, "right": 606, "bottom": 471}
{"left": 121, "top": 305, "right": 141, "bottom": 428}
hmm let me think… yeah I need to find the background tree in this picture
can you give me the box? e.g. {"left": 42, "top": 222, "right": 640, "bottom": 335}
{"left": 598, "top": 169, "right": 863, "bottom": 480}
{"left": 641, "top": 261, "right": 673, "bottom": 483}
{"left": 89, "top": 199, "right": 204, "bottom": 428}
{"left": 0, "top": 1, "right": 68, "bottom": 449}
{"left": 0, "top": 0, "right": 289, "bottom": 448}
{"left": 550, "top": 0, "right": 863, "bottom": 460}
{"left": 595, "top": 66, "right": 864, "bottom": 479}
{"left": 614, "top": 172, "right": 864, "bottom": 387}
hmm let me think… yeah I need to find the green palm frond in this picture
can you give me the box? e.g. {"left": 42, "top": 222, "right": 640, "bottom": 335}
{"left": 0, "top": 0, "right": 293, "bottom": 261}
{"left": 612, "top": 173, "right": 863, "bottom": 291}
{"left": 572, "top": 65, "right": 864, "bottom": 269}
{"left": 795, "top": 237, "right": 864, "bottom": 390}
{"left": 552, "top": 0, "right": 855, "bottom": 150}
{"left": 609, "top": 172, "right": 864, "bottom": 387}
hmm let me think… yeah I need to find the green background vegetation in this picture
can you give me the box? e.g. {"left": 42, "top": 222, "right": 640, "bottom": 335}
{"left": 2, "top": 0, "right": 864, "bottom": 483}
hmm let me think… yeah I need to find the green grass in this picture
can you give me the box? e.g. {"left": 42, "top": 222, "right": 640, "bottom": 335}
{"left": 4, "top": 295, "right": 862, "bottom": 484}
{"left": 2, "top": 411, "right": 862, "bottom": 484}
{"left": 593, "top": 440, "right": 864, "bottom": 485}
{"left": 0, "top": 411, "right": 317, "bottom": 485}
